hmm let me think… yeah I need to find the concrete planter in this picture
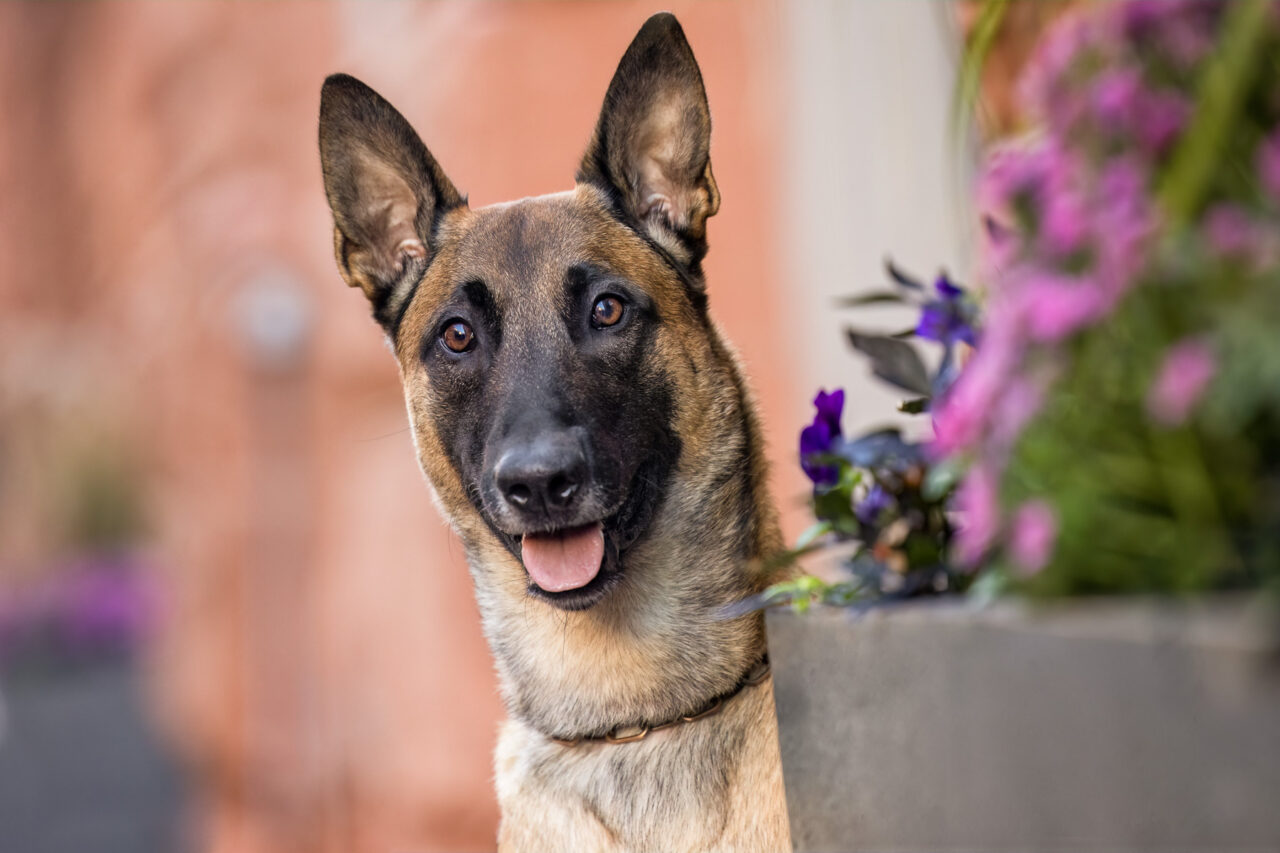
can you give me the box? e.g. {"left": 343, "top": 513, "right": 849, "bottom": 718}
{"left": 766, "top": 598, "right": 1280, "bottom": 853}
{"left": 0, "top": 660, "right": 184, "bottom": 853}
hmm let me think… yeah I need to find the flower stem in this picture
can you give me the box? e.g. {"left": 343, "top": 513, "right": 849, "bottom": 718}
{"left": 1158, "top": 0, "right": 1272, "bottom": 231}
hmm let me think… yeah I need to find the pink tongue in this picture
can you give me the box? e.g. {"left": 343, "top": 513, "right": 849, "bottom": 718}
{"left": 521, "top": 524, "right": 605, "bottom": 592}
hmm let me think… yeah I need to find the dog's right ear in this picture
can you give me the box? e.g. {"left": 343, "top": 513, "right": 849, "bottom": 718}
{"left": 578, "top": 13, "right": 720, "bottom": 280}
{"left": 319, "top": 74, "right": 463, "bottom": 329}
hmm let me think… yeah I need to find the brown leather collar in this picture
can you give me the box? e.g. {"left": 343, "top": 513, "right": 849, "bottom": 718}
{"left": 548, "top": 656, "right": 771, "bottom": 746}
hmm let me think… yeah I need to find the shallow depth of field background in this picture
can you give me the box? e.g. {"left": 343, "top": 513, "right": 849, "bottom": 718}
{"left": 0, "top": 3, "right": 1049, "bottom": 851}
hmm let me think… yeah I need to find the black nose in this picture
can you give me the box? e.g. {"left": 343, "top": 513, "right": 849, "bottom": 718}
{"left": 494, "top": 432, "right": 588, "bottom": 518}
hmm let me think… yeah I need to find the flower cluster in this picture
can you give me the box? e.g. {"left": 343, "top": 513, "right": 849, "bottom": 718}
{"left": 0, "top": 555, "right": 155, "bottom": 669}
{"left": 782, "top": 266, "right": 971, "bottom": 607}
{"left": 936, "top": 0, "right": 1280, "bottom": 590}
{"left": 779, "top": 0, "right": 1280, "bottom": 609}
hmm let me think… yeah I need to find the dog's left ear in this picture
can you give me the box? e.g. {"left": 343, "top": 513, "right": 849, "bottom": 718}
{"left": 578, "top": 13, "right": 720, "bottom": 277}
{"left": 319, "top": 73, "right": 463, "bottom": 331}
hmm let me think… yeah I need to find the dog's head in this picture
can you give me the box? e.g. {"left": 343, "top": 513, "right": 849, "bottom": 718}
{"left": 319, "top": 14, "right": 753, "bottom": 614}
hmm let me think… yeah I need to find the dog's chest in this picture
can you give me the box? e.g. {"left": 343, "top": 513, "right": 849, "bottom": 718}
{"left": 494, "top": 686, "right": 789, "bottom": 853}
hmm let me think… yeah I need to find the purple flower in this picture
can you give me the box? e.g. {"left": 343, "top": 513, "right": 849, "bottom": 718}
{"left": 801, "top": 388, "right": 845, "bottom": 487}
{"left": 1256, "top": 130, "right": 1280, "bottom": 203}
{"left": 1009, "top": 501, "right": 1058, "bottom": 575}
{"left": 916, "top": 275, "right": 978, "bottom": 347}
{"left": 59, "top": 567, "right": 154, "bottom": 652}
{"left": 934, "top": 273, "right": 963, "bottom": 300}
{"left": 0, "top": 557, "right": 157, "bottom": 663}
{"left": 1147, "top": 339, "right": 1216, "bottom": 426}
{"left": 855, "top": 484, "right": 893, "bottom": 526}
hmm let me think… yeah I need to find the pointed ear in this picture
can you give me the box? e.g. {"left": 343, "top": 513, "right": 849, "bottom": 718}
{"left": 319, "top": 74, "right": 463, "bottom": 330}
{"left": 577, "top": 13, "right": 720, "bottom": 276}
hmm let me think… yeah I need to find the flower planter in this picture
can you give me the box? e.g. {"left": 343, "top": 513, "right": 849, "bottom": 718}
{"left": 0, "top": 659, "right": 184, "bottom": 853}
{"left": 766, "top": 597, "right": 1280, "bottom": 852}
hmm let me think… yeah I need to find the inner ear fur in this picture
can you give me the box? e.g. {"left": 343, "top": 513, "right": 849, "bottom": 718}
{"left": 319, "top": 73, "right": 463, "bottom": 329}
{"left": 577, "top": 13, "right": 720, "bottom": 276}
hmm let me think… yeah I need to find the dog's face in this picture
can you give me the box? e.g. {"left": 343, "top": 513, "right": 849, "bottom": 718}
{"left": 320, "top": 15, "right": 730, "bottom": 611}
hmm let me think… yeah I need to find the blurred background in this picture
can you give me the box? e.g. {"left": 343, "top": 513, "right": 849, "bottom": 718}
{"left": 0, "top": 2, "right": 1065, "bottom": 851}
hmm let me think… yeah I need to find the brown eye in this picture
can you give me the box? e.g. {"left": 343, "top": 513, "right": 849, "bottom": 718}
{"left": 591, "top": 295, "right": 624, "bottom": 328}
{"left": 441, "top": 320, "right": 475, "bottom": 353}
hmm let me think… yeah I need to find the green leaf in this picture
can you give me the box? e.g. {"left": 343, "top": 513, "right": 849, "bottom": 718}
{"left": 922, "top": 456, "right": 966, "bottom": 501}
{"left": 835, "top": 291, "right": 907, "bottom": 307}
{"left": 847, "top": 330, "right": 933, "bottom": 396}
{"left": 950, "top": 0, "right": 1010, "bottom": 145}
{"left": 795, "top": 520, "right": 834, "bottom": 550}
{"left": 966, "top": 565, "right": 1010, "bottom": 607}
{"left": 885, "top": 258, "right": 925, "bottom": 291}
{"left": 1158, "top": 0, "right": 1272, "bottom": 229}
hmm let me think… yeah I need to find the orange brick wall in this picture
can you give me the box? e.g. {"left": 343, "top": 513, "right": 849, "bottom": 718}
{"left": 0, "top": 3, "right": 798, "bottom": 851}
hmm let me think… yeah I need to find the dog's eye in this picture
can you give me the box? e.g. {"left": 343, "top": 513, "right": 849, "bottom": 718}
{"left": 440, "top": 320, "right": 475, "bottom": 353}
{"left": 591, "top": 295, "right": 625, "bottom": 329}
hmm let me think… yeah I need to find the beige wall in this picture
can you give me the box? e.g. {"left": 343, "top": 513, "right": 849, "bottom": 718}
{"left": 779, "top": 1, "right": 970, "bottom": 445}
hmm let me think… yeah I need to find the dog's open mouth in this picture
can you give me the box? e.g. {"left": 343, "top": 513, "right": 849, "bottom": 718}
{"left": 521, "top": 523, "right": 605, "bottom": 593}
{"left": 486, "top": 456, "right": 671, "bottom": 611}
{"left": 519, "top": 521, "right": 624, "bottom": 611}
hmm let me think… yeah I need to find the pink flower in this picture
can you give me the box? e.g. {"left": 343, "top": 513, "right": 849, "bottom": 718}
{"left": 1147, "top": 339, "right": 1217, "bottom": 426}
{"left": 1040, "top": 190, "right": 1090, "bottom": 258}
{"left": 1009, "top": 501, "right": 1058, "bottom": 575}
{"left": 1094, "top": 156, "right": 1156, "bottom": 293}
{"left": 1019, "top": 11, "right": 1094, "bottom": 127}
{"left": 930, "top": 308, "right": 1023, "bottom": 456}
{"left": 990, "top": 377, "right": 1045, "bottom": 449}
{"left": 954, "top": 464, "right": 1000, "bottom": 568}
{"left": 1135, "top": 90, "right": 1191, "bottom": 153}
{"left": 1017, "top": 270, "right": 1110, "bottom": 342}
{"left": 1121, "top": 1, "right": 1219, "bottom": 67}
{"left": 1203, "top": 204, "right": 1255, "bottom": 259}
{"left": 1256, "top": 130, "right": 1280, "bottom": 203}
{"left": 979, "top": 214, "right": 1021, "bottom": 280}
{"left": 930, "top": 370, "right": 990, "bottom": 457}
{"left": 978, "top": 143, "right": 1047, "bottom": 216}
{"left": 1091, "top": 68, "right": 1143, "bottom": 130}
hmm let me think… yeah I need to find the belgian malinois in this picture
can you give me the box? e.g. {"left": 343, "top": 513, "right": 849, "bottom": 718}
{"left": 319, "top": 13, "right": 790, "bottom": 851}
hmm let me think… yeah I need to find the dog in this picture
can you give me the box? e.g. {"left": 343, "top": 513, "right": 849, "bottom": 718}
{"left": 318, "top": 13, "right": 791, "bottom": 851}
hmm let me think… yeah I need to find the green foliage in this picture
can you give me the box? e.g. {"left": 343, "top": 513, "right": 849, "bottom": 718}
{"left": 56, "top": 442, "right": 148, "bottom": 552}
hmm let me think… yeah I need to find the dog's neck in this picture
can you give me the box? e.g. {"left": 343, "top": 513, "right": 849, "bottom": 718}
{"left": 465, "top": 526, "right": 768, "bottom": 740}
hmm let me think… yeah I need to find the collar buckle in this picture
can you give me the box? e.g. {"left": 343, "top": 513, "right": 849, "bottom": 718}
{"left": 605, "top": 724, "right": 651, "bottom": 744}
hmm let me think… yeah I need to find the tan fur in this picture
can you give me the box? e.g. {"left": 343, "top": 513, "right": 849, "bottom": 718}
{"left": 495, "top": 676, "right": 789, "bottom": 852}
{"left": 395, "top": 189, "right": 790, "bottom": 851}
{"left": 319, "top": 14, "right": 791, "bottom": 850}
